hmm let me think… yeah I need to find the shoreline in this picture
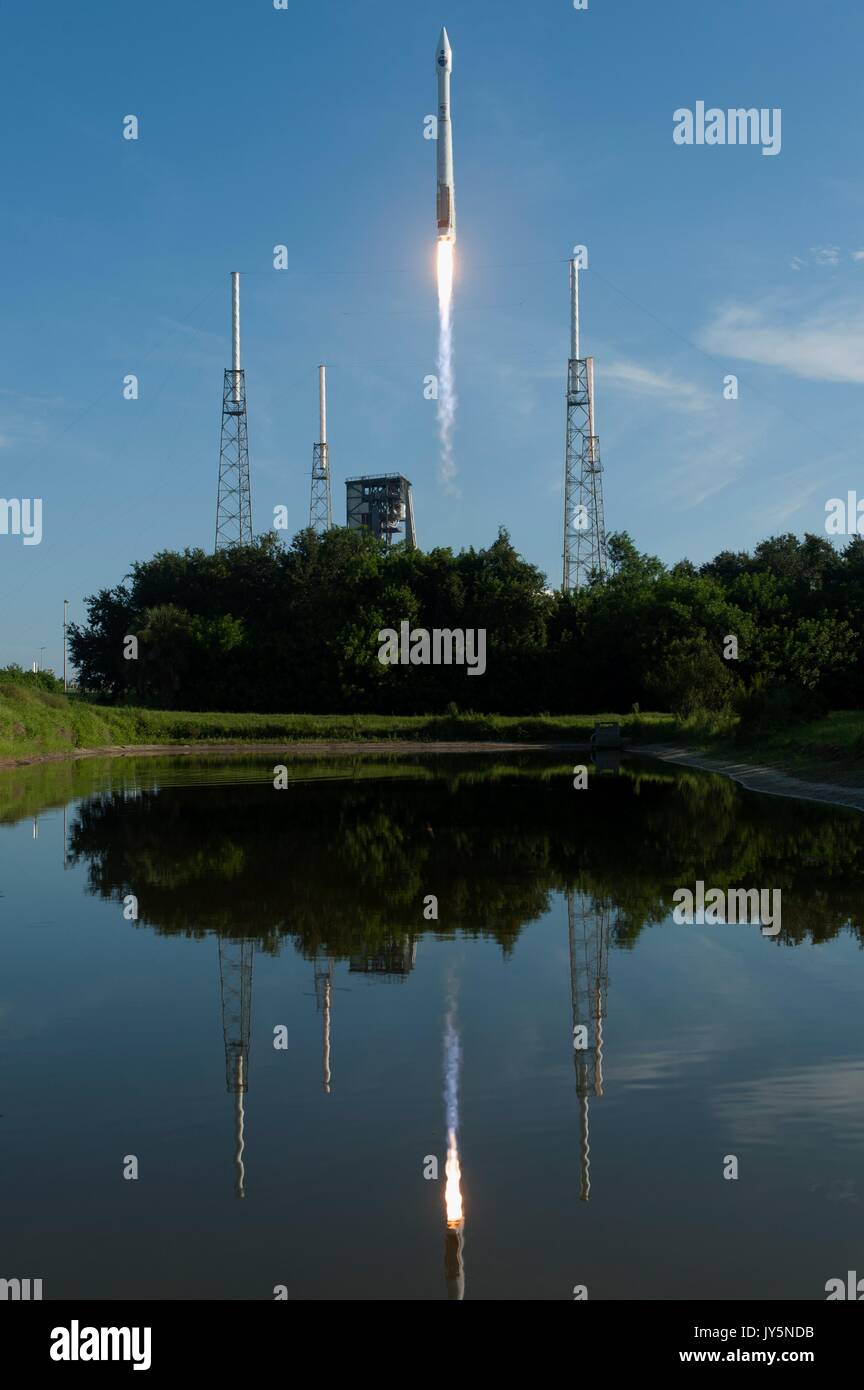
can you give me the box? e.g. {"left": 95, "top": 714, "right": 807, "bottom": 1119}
{"left": 0, "top": 739, "right": 594, "bottom": 771}
{"left": 636, "top": 744, "right": 864, "bottom": 814}
{"left": 1, "top": 736, "right": 863, "bottom": 813}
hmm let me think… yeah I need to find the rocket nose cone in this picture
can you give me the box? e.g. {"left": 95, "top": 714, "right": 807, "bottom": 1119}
{"left": 437, "top": 27, "right": 452, "bottom": 68}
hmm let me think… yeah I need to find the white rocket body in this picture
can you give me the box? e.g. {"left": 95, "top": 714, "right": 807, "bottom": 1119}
{"left": 436, "top": 28, "right": 455, "bottom": 241}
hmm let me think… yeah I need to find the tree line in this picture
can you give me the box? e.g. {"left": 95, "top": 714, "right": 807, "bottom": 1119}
{"left": 68, "top": 526, "right": 864, "bottom": 717}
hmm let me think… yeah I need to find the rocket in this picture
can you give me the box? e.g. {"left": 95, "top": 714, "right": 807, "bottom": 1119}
{"left": 436, "top": 28, "right": 455, "bottom": 241}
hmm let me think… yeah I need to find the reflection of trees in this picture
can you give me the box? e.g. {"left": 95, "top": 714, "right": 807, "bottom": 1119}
{"left": 66, "top": 760, "right": 864, "bottom": 959}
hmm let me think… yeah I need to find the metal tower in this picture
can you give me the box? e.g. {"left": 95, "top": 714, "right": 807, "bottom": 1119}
{"left": 566, "top": 890, "right": 611, "bottom": 1201}
{"left": 215, "top": 272, "right": 253, "bottom": 551}
{"left": 563, "top": 260, "right": 608, "bottom": 592}
{"left": 309, "top": 364, "right": 333, "bottom": 533}
{"left": 218, "top": 937, "right": 253, "bottom": 1198}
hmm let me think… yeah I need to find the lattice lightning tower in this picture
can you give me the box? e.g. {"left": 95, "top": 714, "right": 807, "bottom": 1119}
{"left": 562, "top": 259, "right": 608, "bottom": 592}
{"left": 309, "top": 364, "right": 333, "bottom": 533}
{"left": 215, "top": 272, "right": 253, "bottom": 550}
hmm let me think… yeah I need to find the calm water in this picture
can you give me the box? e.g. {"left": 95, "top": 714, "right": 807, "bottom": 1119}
{"left": 1, "top": 752, "right": 863, "bottom": 1301}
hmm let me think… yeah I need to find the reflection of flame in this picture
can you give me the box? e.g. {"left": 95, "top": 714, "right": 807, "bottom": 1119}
{"left": 436, "top": 237, "right": 458, "bottom": 493}
{"left": 445, "top": 1126, "right": 463, "bottom": 1226}
{"left": 443, "top": 989, "right": 465, "bottom": 1296}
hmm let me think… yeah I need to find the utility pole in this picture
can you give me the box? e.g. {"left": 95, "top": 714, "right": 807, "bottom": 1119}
{"left": 63, "top": 599, "right": 69, "bottom": 692}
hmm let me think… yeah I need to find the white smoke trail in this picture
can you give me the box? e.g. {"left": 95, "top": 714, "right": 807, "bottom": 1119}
{"left": 436, "top": 239, "right": 459, "bottom": 493}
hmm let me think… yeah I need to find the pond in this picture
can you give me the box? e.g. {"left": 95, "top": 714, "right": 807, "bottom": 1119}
{"left": 1, "top": 751, "right": 862, "bottom": 1300}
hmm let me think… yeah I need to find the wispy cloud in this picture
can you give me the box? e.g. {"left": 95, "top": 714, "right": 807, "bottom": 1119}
{"left": 699, "top": 298, "right": 864, "bottom": 384}
{"left": 663, "top": 441, "right": 745, "bottom": 511}
{"left": 602, "top": 359, "right": 716, "bottom": 413}
{"left": 0, "top": 389, "right": 68, "bottom": 451}
{"left": 745, "top": 465, "right": 828, "bottom": 529}
{"left": 788, "top": 246, "right": 844, "bottom": 270}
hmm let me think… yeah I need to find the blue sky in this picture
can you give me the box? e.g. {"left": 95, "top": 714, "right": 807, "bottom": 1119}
{"left": 2, "top": 0, "right": 863, "bottom": 671}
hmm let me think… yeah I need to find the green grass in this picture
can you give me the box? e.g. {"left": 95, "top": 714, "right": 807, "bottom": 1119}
{"left": 730, "top": 709, "right": 864, "bottom": 773}
{"left": 2, "top": 678, "right": 862, "bottom": 784}
{"left": 0, "top": 680, "right": 680, "bottom": 760}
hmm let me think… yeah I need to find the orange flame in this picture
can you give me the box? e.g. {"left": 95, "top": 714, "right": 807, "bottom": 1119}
{"left": 445, "top": 1126, "right": 463, "bottom": 1226}
{"left": 437, "top": 237, "right": 454, "bottom": 318}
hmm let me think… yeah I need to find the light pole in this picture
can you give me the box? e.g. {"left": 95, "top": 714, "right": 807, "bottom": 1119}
{"left": 63, "top": 599, "right": 69, "bottom": 692}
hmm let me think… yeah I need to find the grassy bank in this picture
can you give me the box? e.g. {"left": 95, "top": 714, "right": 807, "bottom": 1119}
{"left": 720, "top": 710, "right": 864, "bottom": 777}
{"left": 0, "top": 679, "right": 680, "bottom": 760}
{"left": 1, "top": 678, "right": 862, "bottom": 780}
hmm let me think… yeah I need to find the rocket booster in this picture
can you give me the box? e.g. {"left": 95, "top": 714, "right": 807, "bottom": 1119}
{"left": 436, "top": 28, "right": 455, "bottom": 241}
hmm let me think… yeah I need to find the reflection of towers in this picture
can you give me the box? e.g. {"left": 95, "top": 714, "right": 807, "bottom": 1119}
{"left": 313, "top": 958, "right": 334, "bottom": 1094}
{"left": 218, "top": 938, "right": 253, "bottom": 1198}
{"left": 215, "top": 271, "right": 253, "bottom": 551}
{"left": 566, "top": 892, "right": 611, "bottom": 1201}
{"left": 562, "top": 258, "right": 608, "bottom": 592}
{"left": 348, "top": 934, "right": 417, "bottom": 979}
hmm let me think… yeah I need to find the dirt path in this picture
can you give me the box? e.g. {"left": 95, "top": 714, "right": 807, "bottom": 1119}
{"left": 637, "top": 744, "right": 864, "bottom": 814}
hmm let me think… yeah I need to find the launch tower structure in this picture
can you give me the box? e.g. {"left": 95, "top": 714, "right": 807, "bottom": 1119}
{"left": 345, "top": 474, "right": 416, "bottom": 548}
{"left": 215, "top": 272, "right": 253, "bottom": 551}
{"left": 562, "top": 259, "right": 608, "bottom": 591}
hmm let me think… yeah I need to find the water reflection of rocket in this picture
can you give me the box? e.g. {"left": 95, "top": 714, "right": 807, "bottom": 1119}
{"left": 445, "top": 1221, "right": 465, "bottom": 1301}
